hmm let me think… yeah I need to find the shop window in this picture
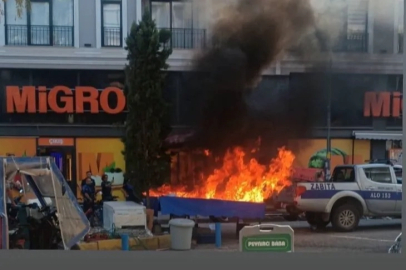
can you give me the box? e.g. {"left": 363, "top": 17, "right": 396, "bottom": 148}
{"left": 31, "top": 69, "right": 78, "bottom": 88}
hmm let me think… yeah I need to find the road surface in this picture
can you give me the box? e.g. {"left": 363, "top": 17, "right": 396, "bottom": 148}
{"left": 191, "top": 218, "right": 401, "bottom": 253}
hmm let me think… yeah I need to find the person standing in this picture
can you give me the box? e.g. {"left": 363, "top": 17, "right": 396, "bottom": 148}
{"left": 82, "top": 177, "right": 96, "bottom": 218}
{"left": 122, "top": 178, "right": 143, "bottom": 204}
{"left": 101, "top": 174, "right": 115, "bottom": 201}
{"left": 81, "top": 171, "right": 96, "bottom": 195}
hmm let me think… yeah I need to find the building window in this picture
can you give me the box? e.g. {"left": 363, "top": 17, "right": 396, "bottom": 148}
{"left": 331, "top": 0, "right": 369, "bottom": 52}
{"left": 397, "top": 0, "right": 404, "bottom": 53}
{"left": 101, "top": 0, "right": 123, "bottom": 47}
{"left": 151, "top": 0, "right": 206, "bottom": 49}
{"left": 5, "top": 0, "right": 74, "bottom": 46}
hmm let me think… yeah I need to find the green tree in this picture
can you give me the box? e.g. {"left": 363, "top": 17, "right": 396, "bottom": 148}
{"left": 122, "top": 11, "right": 172, "bottom": 207}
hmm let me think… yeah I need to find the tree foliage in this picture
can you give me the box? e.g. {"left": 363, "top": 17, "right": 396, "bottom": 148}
{"left": 122, "top": 10, "right": 172, "bottom": 207}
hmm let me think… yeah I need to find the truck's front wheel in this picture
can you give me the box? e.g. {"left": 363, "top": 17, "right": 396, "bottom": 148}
{"left": 331, "top": 204, "right": 360, "bottom": 232}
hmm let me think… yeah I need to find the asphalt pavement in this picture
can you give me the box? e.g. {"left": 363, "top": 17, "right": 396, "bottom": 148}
{"left": 192, "top": 218, "right": 401, "bottom": 253}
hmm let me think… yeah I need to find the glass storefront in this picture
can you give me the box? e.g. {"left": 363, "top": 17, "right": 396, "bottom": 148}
{"left": 0, "top": 68, "right": 402, "bottom": 131}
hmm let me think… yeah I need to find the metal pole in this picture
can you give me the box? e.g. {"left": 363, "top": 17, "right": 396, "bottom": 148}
{"left": 325, "top": 56, "right": 332, "bottom": 181}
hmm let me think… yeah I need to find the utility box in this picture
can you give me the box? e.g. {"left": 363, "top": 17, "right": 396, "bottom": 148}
{"left": 239, "top": 224, "right": 294, "bottom": 252}
{"left": 103, "top": 201, "right": 147, "bottom": 230}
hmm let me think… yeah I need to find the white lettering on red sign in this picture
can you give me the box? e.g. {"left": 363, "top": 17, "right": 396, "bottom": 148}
{"left": 49, "top": 139, "right": 64, "bottom": 145}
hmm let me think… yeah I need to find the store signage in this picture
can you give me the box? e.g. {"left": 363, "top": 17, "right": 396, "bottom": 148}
{"left": 38, "top": 138, "right": 75, "bottom": 147}
{"left": 241, "top": 234, "right": 292, "bottom": 252}
{"left": 6, "top": 86, "right": 126, "bottom": 114}
{"left": 363, "top": 91, "right": 402, "bottom": 117}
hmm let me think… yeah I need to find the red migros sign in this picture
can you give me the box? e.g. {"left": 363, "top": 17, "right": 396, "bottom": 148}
{"left": 6, "top": 86, "right": 126, "bottom": 114}
{"left": 363, "top": 91, "right": 402, "bottom": 117}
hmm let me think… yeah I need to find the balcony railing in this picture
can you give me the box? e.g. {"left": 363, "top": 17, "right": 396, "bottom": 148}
{"left": 399, "top": 33, "right": 403, "bottom": 54}
{"left": 5, "top": 24, "right": 74, "bottom": 47}
{"left": 159, "top": 28, "right": 206, "bottom": 49}
{"left": 102, "top": 27, "right": 122, "bottom": 47}
{"left": 332, "top": 31, "right": 368, "bottom": 53}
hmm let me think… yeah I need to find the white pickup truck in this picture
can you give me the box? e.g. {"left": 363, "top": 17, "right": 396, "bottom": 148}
{"left": 293, "top": 164, "right": 402, "bottom": 232}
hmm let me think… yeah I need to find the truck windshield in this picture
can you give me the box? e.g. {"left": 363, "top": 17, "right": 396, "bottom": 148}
{"left": 332, "top": 167, "right": 355, "bottom": 183}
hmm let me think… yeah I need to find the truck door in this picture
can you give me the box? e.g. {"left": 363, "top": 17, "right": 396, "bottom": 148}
{"left": 362, "top": 166, "right": 397, "bottom": 214}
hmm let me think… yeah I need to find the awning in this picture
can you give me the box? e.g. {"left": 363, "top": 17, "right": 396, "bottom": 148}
{"left": 353, "top": 131, "right": 402, "bottom": 141}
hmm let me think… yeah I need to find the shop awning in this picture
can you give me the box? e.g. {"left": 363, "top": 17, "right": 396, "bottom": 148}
{"left": 353, "top": 131, "right": 402, "bottom": 141}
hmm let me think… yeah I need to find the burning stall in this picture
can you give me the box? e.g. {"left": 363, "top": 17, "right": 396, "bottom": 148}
{"left": 150, "top": 146, "right": 295, "bottom": 203}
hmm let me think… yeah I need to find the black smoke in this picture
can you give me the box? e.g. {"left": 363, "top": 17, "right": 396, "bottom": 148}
{"left": 185, "top": 0, "right": 335, "bottom": 157}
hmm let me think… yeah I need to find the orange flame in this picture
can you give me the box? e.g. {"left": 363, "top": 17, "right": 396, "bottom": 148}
{"left": 149, "top": 147, "right": 295, "bottom": 203}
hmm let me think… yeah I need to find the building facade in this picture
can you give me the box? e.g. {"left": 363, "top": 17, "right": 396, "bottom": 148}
{"left": 0, "top": 0, "right": 404, "bottom": 197}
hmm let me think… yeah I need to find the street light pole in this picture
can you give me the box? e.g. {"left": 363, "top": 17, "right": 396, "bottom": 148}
{"left": 325, "top": 56, "right": 332, "bottom": 181}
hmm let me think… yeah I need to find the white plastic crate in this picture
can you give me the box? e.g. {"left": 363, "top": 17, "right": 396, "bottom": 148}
{"left": 103, "top": 201, "right": 146, "bottom": 230}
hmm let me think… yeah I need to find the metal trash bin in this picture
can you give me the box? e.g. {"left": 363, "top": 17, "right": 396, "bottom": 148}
{"left": 169, "top": 218, "right": 195, "bottom": 250}
{"left": 239, "top": 224, "right": 294, "bottom": 252}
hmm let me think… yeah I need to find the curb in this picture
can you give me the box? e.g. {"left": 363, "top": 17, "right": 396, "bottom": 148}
{"left": 78, "top": 234, "right": 171, "bottom": 251}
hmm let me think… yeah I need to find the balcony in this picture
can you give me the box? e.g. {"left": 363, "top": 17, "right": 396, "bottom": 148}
{"left": 5, "top": 25, "right": 74, "bottom": 47}
{"left": 332, "top": 31, "right": 368, "bottom": 53}
{"left": 159, "top": 28, "right": 206, "bottom": 49}
{"left": 102, "top": 27, "right": 122, "bottom": 47}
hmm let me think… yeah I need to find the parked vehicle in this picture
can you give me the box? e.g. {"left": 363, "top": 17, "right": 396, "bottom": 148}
{"left": 293, "top": 164, "right": 401, "bottom": 232}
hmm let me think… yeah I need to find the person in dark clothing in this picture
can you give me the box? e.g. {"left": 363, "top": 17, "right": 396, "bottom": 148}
{"left": 82, "top": 177, "right": 95, "bottom": 217}
{"left": 81, "top": 171, "right": 96, "bottom": 196}
{"left": 122, "top": 178, "right": 143, "bottom": 205}
{"left": 101, "top": 174, "right": 114, "bottom": 201}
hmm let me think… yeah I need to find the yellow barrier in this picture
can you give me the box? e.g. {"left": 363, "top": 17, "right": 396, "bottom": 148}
{"left": 129, "top": 237, "right": 159, "bottom": 250}
{"left": 157, "top": 234, "right": 171, "bottom": 250}
{"left": 78, "top": 235, "right": 171, "bottom": 251}
{"left": 97, "top": 239, "right": 122, "bottom": 250}
{"left": 77, "top": 242, "right": 99, "bottom": 250}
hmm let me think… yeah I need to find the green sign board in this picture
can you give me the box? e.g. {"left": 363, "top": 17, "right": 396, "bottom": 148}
{"left": 241, "top": 234, "right": 292, "bottom": 252}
